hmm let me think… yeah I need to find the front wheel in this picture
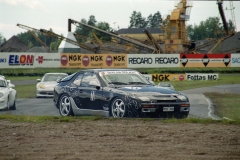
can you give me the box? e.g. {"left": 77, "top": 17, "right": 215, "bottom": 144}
{"left": 59, "top": 94, "right": 74, "bottom": 116}
{"left": 111, "top": 97, "right": 127, "bottom": 118}
{"left": 9, "top": 99, "right": 16, "bottom": 110}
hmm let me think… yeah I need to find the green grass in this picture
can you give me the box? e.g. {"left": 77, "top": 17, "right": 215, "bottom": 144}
{"left": 15, "top": 84, "right": 36, "bottom": 98}
{"left": 156, "top": 74, "right": 240, "bottom": 91}
{"left": 204, "top": 92, "right": 240, "bottom": 121}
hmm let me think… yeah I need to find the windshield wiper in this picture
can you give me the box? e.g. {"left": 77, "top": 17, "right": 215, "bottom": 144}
{"left": 128, "top": 82, "right": 148, "bottom": 85}
{"left": 108, "top": 82, "right": 128, "bottom": 85}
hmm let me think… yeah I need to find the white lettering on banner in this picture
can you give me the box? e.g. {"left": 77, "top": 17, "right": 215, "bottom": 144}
{"left": 155, "top": 57, "right": 179, "bottom": 64}
{"left": 186, "top": 73, "right": 219, "bottom": 81}
{"left": 128, "top": 57, "right": 153, "bottom": 64}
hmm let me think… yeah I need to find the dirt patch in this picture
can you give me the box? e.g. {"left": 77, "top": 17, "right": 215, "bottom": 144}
{"left": 0, "top": 119, "right": 240, "bottom": 160}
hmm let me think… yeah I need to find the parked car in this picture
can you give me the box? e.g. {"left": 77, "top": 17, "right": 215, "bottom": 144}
{"left": 53, "top": 69, "right": 190, "bottom": 118}
{"left": 157, "top": 82, "right": 175, "bottom": 90}
{"left": 36, "top": 73, "right": 68, "bottom": 98}
{"left": 0, "top": 75, "right": 17, "bottom": 110}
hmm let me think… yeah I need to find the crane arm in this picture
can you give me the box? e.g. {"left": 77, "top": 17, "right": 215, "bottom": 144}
{"left": 17, "top": 23, "right": 99, "bottom": 53}
{"left": 69, "top": 19, "right": 156, "bottom": 53}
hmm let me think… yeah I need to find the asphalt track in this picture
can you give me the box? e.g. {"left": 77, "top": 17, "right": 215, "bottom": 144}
{"left": 1, "top": 82, "right": 240, "bottom": 119}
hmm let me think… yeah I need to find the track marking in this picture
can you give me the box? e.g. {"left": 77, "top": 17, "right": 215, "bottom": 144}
{"left": 201, "top": 94, "right": 218, "bottom": 120}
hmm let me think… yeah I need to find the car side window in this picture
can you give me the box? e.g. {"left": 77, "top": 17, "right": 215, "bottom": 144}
{"left": 72, "top": 73, "right": 83, "bottom": 86}
{"left": 80, "top": 72, "right": 99, "bottom": 87}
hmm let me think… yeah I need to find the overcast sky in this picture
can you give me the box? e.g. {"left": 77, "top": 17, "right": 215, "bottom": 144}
{"left": 1, "top": 0, "right": 239, "bottom": 40}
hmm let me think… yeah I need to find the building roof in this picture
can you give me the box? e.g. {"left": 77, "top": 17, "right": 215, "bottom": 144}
{"left": 115, "top": 28, "right": 164, "bottom": 34}
{"left": 0, "top": 36, "right": 29, "bottom": 52}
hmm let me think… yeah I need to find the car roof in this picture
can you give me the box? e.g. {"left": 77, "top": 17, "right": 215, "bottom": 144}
{"left": 79, "top": 68, "right": 137, "bottom": 73}
{"left": 44, "top": 73, "right": 68, "bottom": 75}
{"left": 0, "top": 75, "right": 6, "bottom": 80}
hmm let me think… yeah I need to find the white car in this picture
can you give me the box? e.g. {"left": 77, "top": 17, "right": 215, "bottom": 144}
{"left": 36, "top": 73, "right": 68, "bottom": 98}
{"left": 157, "top": 82, "right": 175, "bottom": 90}
{"left": 0, "top": 75, "right": 17, "bottom": 110}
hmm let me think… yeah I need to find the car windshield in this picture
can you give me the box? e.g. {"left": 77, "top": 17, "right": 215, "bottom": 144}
{"left": 99, "top": 71, "right": 151, "bottom": 86}
{"left": 159, "top": 83, "right": 171, "bottom": 87}
{"left": 0, "top": 80, "right": 7, "bottom": 87}
{"left": 42, "top": 74, "right": 67, "bottom": 82}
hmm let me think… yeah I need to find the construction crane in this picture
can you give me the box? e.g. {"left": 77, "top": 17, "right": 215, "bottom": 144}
{"left": 16, "top": 24, "right": 50, "bottom": 51}
{"left": 161, "top": 0, "right": 193, "bottom": 53}
{"left": 143, "top": 29, "right": 164, "bottom": 53}
{"left": 17, "top": 23, "right": 100, "bottom": 53}
{"left": 68, "top": 19, "right": 159, "bottom": 54}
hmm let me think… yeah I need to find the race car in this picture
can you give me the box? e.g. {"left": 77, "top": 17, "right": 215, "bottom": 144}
{"left": 53, "top": 69, "right": 190, "bottom": 118}
{"left": 0, "top": 75, "right": 17, "bottom": 110}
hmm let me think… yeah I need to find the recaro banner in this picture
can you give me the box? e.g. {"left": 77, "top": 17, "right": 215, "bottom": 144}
{"left": 127, "top": 54, "right": 180, "bottom": 68}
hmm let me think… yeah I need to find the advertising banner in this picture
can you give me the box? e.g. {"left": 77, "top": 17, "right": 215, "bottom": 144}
{"left": 152, "top": 74, "right": 186, "bottom": 81}
{"left": 127, "top": 54, "right": 180, "bottom": 68}
{"left": 231, "top": 54, "right": 240, "bottom": 67}
{"left": 186, "top": 73, "right": 219, "bottom": 80}
{"left": 180, "top": 54, "right": 231, "bottom": 67}
{"left": 0, "top": 53, "right": 35, "bottom": 68}
{"left": 60, "top": 54, "right": 127, "bottom": 68}
{"left": 34, "top": 53, "right": 60, "bottom": 68}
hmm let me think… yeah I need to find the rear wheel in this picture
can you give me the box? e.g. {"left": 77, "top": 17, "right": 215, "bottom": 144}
{"left": 111, "top": 97, "right": 127, "bottom": 118}
{"left": 59, "top": 94, "right": 74, "bottom": 116}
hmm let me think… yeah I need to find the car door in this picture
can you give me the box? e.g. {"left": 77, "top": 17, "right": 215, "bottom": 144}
{"left": 80, "top": 72, "right": 103, "bottom": 111}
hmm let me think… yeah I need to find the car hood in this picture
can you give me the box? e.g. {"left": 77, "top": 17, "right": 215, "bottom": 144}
{"left": 117, "top": 85, "right": 178, "bottom": 94}
{"left": 38, "top": 81, "right": 58, "bottom": 87}
{"left": 115, "top": 86, "right": 187, "bottom": 101}
{"left": 0, "top": 87, "right": 7, "bottom": 92}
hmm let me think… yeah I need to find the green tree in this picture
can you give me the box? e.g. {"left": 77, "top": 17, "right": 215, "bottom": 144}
{"left": 50, "top": 39, "right": 61, "bottom": 50}
{"left": 95, "top": 22, "right": 112, "bottom": 41}
{"left": 88, "top": 15, "right": 97, "bottom": 26}
{"left": 129, "top": 11, "right": 147, "bottom": 28}
{"left": 75, "top": 18, "right": 90, "bottom": 42}
{"left": 28, "top": 40, "right": 34, "bottom": 48}
{"left": 187, "top": 17, "right": 225, "bottom": 41}
{"left": 0, "top": 33, "right": 6, "bottom": 45}
{"left": 151, "top": 11, "right": 162, "bottom": 28}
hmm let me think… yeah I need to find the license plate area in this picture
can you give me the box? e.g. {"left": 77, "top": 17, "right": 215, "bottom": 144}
{"left": 163, "top": 107, "right": 174, "bottom": 112}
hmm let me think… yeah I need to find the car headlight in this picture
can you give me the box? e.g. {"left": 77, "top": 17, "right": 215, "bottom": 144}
{"left": 38, "top": 83, "right": 45, "bottom": 89}
{"left": 0, "top": 92, "right": 4, "bottom": 98}
{"left": 177, "top": 95, "right": 187, "bottom": 101}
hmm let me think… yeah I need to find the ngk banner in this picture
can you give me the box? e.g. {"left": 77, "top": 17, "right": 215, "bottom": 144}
{"left": 127, "top": 54, "right": 180, "bottom": 68}
{"left": 60, "top": 54, "right": 127, "bottom": 68}
{"left": 180, "top": 54, "right": 231, "bottom": 67}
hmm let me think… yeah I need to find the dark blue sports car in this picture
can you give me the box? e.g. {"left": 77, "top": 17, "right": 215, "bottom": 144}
{"left": 53, "top": 69, "right": 190, "bottom": 118}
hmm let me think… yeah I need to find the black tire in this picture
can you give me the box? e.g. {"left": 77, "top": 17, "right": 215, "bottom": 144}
{"left": 9, "top": 99, "right": 16, "bottom": 110}
{"left": 58, "top": 94, "right": 74, "bottom": 116}
{"left": 111, "top": 97, "right": 127, "bottom": 118}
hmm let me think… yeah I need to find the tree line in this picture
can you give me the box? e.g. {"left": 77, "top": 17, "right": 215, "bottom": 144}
{"left": 0, "top": 11, "right": 235, "bottom": 50}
